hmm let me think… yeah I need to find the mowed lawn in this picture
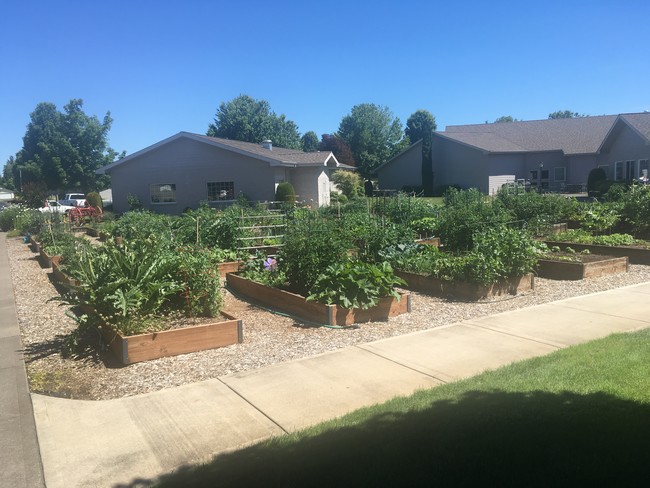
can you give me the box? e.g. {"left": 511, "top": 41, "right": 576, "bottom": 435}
{"left": 156, "top": 328, "right": 650, "bottom": 487}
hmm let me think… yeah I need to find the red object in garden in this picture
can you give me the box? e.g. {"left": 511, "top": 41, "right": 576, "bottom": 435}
{"left": 68, "top": 205, "right": 103, "bottom": 225}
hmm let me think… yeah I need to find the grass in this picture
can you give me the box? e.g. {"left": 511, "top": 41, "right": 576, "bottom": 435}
{"left": 155, "top": 328, "right": 650, "bottom": 487}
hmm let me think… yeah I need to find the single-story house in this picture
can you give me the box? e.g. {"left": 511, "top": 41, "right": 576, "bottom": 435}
{"left": 97, "top": 132, "right": 349, "bottom": 214}
{"left": 377, "top": 112, "right": 650, "bottom": 194}
{"left": 0, "top": 187, "right": 15, "bottom": 201}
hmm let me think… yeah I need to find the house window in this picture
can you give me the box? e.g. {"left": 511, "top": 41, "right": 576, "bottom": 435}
{"left": 540, "top": 170, "right": 549, "bottom": 180}
{"left": 614, "top": 161, "right": 624, "bottom": 181}
{"left": 150, "top": 183, "right": 176, "bottom": 203}
{"left": 626, "top": 160, "right": 636, "bottom": 181}
{"left": 207, "top": 181, "right": 234, "bottom": 201}
{"left": 554, "top": 167, "right": 566, "bottom": 182}
{"left": 530, "top": 170, "right": 538, "bottom": 180}
{"left": 639, "top": 160, "right": 649, "bottom": 179}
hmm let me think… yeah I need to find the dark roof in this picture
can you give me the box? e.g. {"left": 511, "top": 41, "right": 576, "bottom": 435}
{"left": 438, "top": 112, "right": 650, "bottom": 155}
{"left": 98, "top": 132, "right": 349, "bottom": 174}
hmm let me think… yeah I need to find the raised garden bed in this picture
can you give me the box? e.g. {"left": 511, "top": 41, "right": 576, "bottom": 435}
{"left": 415, "top": 237, "right": 441, "bottom": 247}
{"left": 39, "top": 248, "right": 61, "bottom": 268}
{"left": 226, "top": 272, "right": 411, "bottom": 326}
{"left": 395, "top": 271, "right": 534, "bottom": 300}
{"left": 545, "top": 241, "right": 650, "bottom": 265}
{"left": 51, "top": 261, "right": 80, "bottom": 288}
{"left": 536, "top": 254, "right": 628, "bottom": 280}
{"left": 99, "top": 311, "right": 242, "bottom": 365}
{"left": 217, "top": 261, "right": 241, "bottom": 278}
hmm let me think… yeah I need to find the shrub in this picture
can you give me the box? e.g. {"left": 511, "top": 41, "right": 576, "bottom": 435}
{"left": 279, "top": 212, "right": 350, "bottom": 295}
{"left": 439, "top": 188, "right": 511, "bottom": 251}
{"left": 331, "top": 171, "right": 364, "bottom": 199}
{"left": 0, "top": 205, "right": 22, "bottom": 231}
{"left": 275, "top": 182, "right": 296, "bottom": 203}
{"left": 587, "top": 167, "right": 607, "bottom": 195}
{"left": 86, "top": 191, "right": 102, "bottom": 209}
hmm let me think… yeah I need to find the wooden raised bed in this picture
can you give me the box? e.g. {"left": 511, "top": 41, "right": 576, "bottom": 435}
{"left": 217, "top": 261, "right": 241, "bottom": 278}
{"left": 545, "top": 240, "right": 650, "bottom": 265}
{"left": 415, "top": 237, "right": 441, "bottom": 247}
{"left": 99, "top": 311, "right": 243, "bottom": 365}
{"left": 51, "top": 261, "right": 80, "bottom": 288}
{"left": 395, "top": 271, "right": 534, "bottom": 300}
{"left": 226, "top": 273, "right": 411, "bottom": 326}
{"left": 39, "top": 248, "right": 61, "bottom": 268}
{"left": 536, "top": 254, "right": 628, "bottom": 280}
{"left": 29, "top": 235, "right": 40, "bottom": 253}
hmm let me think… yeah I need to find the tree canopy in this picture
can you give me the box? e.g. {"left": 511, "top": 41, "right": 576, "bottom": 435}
{"left": 207, "top": 95, "right": 301, "bottom": 149}
{"left": 494, "top": 115, "right": 518, "bottom": 123}
{"left": 319, "top": 134, "right": 356, "bottom": 166}
{"left": 337, "top": 103, "right": 404, "bottom": 177}
{"left": 548, "top": 110, "right": 586, "bottom": 119}
{"left": 405, "top": 110, "right": 437, "bottom": 196}
{"left": 301, "top": 131, "right": 320, "bottom": 152}
{"left": 11, "top": 99, "right": 116, "bottom": 193}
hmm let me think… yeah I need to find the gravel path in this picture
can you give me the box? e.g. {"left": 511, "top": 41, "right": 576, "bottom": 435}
{"left": 8, "top": 235, "right": 650, "bottom": 400}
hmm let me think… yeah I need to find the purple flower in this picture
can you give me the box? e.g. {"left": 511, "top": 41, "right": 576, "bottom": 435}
{"left": 263, "top": 257, "right": 277, "bottom": 272}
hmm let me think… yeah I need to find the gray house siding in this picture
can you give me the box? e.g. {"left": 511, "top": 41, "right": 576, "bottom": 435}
{"left": 599, "top": 124, "right": 650, "bottom": 181}
{"left": 110, "top": 137, "right": 276, "bottom": 213}
{"left": 432, "top": 137, "right": 487, "bottom": 192}
{"left": 377, "top": 141, "right": 423, "bottom": 190}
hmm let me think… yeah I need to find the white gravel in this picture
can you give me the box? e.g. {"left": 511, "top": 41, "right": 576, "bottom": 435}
{"left": 8, "top": 235, "right": 650, "bottom": 400}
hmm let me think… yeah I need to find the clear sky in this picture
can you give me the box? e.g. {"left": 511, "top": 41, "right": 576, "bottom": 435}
{"left": 1, "top": 0, "right": 649, "bottom": 167}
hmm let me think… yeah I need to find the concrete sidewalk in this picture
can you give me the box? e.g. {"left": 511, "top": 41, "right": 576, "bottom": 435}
{"left": 30, "top": 282, "right": 650, "bottom": 487}
{"left": 0, "top": 234, "right": 45, "bottom": 488}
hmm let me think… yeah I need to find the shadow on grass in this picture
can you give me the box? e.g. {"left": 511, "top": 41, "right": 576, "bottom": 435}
{"left": 147, "top": 389, "right": 650, "bottom": 488}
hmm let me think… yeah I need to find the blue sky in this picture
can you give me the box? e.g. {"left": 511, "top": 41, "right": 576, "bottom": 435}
{"left": 1, "top": 0, "right": 649, "bottom": 167}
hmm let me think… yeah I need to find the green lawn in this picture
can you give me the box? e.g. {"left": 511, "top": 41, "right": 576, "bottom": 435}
{"left": 156, "top": 328, "right": 650, "bottom": 487}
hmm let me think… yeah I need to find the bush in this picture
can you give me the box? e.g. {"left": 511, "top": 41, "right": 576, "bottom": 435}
{"left": 275, "top": 182, "right": 296, "bottom": 203}
{"left": 331, "top": 171, "right": 364, "bottom": 199}
{"left": 439, "top": 188, "right": 511, "bottom": 251}
{"left": 86, "top": 192, "right": 102, "bottom": 209}
{"left": 279, "top": 212, "right": 350, "bottom": 295}
{"left": 0, "top": 205, "right": 23, "bottom": 231}
{"left": 587, "top": 167, "right": 607, "bottom": 195}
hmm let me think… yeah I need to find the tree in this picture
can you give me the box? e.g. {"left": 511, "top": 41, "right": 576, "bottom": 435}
{"left": 405, "top": 110, "right": 437, "bottom": 196}
{"left": 319, "top": 134, "right": 356, "bottom": 166}
{"left": 494, "top": 115, "right": 518, "bottom": 123}
{"left": 2, "top": 156, "right": 16, "bottom": 189}
{"left": 331, "top": 170, "right": 364, "bottom": 199}
{"left": 548, "top": 110, "right": 586, "bottom": 119}
{"left": 301, "top": 131, "right": 319, "bottom": 152}
{"left": 207, "top": 94, "right": 301, "bottom": 149}
{"left": 13, "top": 99, "right": 115, "bottom": 193}
{"left": 337, "top": 103, "right": 404, "bottom": 177}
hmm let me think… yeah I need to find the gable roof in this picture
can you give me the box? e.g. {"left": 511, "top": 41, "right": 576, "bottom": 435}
{"left": 375, "top": 138, "right": 423, "bottom": 172}
{"left": 438, "top": 115, "right": 622, "bottom": 155}
{"left": 98, "top": 132, "right": 350, "bottom": 174}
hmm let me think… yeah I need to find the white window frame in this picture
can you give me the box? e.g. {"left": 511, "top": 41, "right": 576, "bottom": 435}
{"left": 553, "top": 167, "right": 566, "bottom": 182}
{"left": 614, "top": 161, "right": 624, "bottom": 181}
{"left": 207, "top": 181, "right": 235, "bottom": 201}
{"left": 150, "top": 183, "right": 176, "bottom": 204}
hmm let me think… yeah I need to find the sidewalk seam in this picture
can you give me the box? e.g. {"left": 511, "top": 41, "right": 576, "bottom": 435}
{"left": 353, "top": 344, "right": 449, "bottom": 385}
{"left": 216, "top": 377, "right": 289, "bottom": 435}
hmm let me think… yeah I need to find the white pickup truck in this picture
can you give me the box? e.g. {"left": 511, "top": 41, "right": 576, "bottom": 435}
{"left": 59, "top": 193, "right": 86, "bottom": 207}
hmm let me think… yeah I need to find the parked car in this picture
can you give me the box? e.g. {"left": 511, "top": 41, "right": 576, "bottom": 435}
{"left": 60, "top": 193, "right": 86, "bottom": 207}
{"left": 38, "top": 201, "right": 75, "bottom": 214}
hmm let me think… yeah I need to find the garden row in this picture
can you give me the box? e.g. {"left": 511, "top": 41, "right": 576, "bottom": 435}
{"left": 6, "top": 183, "right": 650, "bottom": 365}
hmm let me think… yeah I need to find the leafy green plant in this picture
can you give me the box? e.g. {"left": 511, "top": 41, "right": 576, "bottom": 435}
{"left": 239, "top": 254, "right": 286, "bottom": 288}
{"left": 86, "top": 191, "right": 102, "bottom": 209}
{"left": 173, "top": 246, "right": 224, "bottom": 317}
{"left": 275, "top": 182, "right": 296, "bottom": 203}
{"left": 307, "top": 260, "right": 405, "bottom": 310}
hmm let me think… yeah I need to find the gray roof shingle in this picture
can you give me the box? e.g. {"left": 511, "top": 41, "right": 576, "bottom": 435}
{"left": 438, "top": 113, "right": 650, "bottom": 155}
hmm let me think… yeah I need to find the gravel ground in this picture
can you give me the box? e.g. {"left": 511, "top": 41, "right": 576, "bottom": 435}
{"left": 8, "top": 235, "right": 650, "bottom": 400}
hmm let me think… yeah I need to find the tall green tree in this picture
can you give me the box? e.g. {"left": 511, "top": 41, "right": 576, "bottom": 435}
{"left": 494, "top": 115, "right": 518, "bottom": 123}
{"left": 337, "top": 103, "right": 404, "bottom": 177}
{"left": 207, "top": 94, "right": 301, "bottom": 149}
{"left": 301, "top": 131, "right": 320, "bottom": 152}
{"left": 13, "top": 99, "right": 115, "bottom": 192}
{"left": 405, "top": 110, "right": 437, "bottom": 196}
{"left": 319, "top": 134, "right": 356, "bottom": 166}
{"left": 548, "top": 110, "right": 586, "bottom": 119}
{"left": 2, "top": 156, "right": 16, "bottom": 189}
